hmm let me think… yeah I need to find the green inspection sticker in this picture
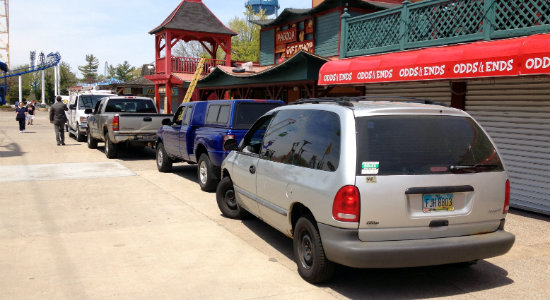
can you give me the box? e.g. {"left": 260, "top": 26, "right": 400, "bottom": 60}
{"left": 361, "top": 161, "right": 379, "bottom": 175}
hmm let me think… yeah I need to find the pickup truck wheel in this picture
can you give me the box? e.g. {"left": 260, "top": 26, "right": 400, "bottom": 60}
{"left": 156, "top": 143, "right": 173, "bottom": 172}
{"left": 293, "top": 217, "right": 335, "bottom": 284}
{"left": 76, "top": 126, "right": 86, "bottom": 142}
{"left": 87, "top": 129, "right": 98, "bottom": 149}
{"left": 216, "top": 177, "right": 247, "bottom": 219}
{"left": 104, "top": 135, "right": 118, "bottom": 159}
{"left": 197, "top": 154, "right": 218, "bottom": 192}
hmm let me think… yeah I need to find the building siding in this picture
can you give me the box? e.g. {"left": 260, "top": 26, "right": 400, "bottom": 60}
{"left": 260, "top": 29, "right": 275, "bottom": 66}
{"left": 315, "top": 12, "right": 340, "bottom": 57}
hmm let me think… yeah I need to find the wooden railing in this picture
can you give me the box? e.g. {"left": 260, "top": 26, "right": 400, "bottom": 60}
{"left": 171, "top": 57, "right": 226, "bottom": 74}
{"left": 340, "top": 0, "right": 550, "bottom": 58}
{"left": 154, "top": 57, "right": 227, "bottom": 75}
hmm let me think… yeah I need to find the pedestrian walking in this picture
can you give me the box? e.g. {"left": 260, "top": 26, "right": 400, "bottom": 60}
{"left": 49, "top": 96, "right": 69, "bottom": 146}
{"left": 15, "top": 102, "right": 28, "bottom": 133}
{"left": 26, "top": 102, "right": 36, "bottom": 125}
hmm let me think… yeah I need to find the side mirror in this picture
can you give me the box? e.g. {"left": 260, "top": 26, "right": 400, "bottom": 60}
{"left": 161, "top": 118, "right": 172, "bottom": 126}
{"left": 69, "top": 104, "right": 76, "bottom": 109}
{"left": 223, "top": 139, "right": 239, "bottom": 151}
{"left": 84, "top": 108, "right": 93, "bottom": 114}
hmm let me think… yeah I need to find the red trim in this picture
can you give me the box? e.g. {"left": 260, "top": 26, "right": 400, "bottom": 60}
{"left": 319, "top": 34, "right": 550, "bottom": 85}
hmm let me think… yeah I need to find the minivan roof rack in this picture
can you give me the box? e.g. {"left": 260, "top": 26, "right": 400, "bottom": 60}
{"left": 292, "top": 96, "right": 448, "bottom": 107}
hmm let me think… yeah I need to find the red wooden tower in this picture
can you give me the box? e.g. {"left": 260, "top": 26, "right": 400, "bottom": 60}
{"left": 146, "top": 0, "right": 237, "bottom": 113}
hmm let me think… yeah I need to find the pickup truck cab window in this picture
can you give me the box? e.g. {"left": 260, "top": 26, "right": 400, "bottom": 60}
{"left": 183, "top": 106, "right": 193, "bottom": 126}
{"left": 173, "top": 106, "right": 185, "bottom": 125}
{"left": 206, "top": 104, "right": 231, "bottom": 125}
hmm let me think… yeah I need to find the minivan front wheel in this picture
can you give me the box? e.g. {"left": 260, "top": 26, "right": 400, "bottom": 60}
{"left": 216, "top": 177, "right": 247, "bottom": 219}
{"left": 293, "top": 217, "right": 335, "bottom": 283}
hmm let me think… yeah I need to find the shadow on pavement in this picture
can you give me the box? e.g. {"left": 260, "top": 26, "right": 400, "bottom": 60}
{"left": 241, "top": 217, "right": 514, "bottom": 299}
{"left": 0, "top": 142, "right": 25, "bottom": 158}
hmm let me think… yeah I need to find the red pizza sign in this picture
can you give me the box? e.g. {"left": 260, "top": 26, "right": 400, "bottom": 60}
{"left": 276, "top": 28, "right": 297, "bottom": 45}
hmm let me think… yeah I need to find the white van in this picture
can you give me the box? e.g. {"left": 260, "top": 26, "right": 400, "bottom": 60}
{"left": 67, "top": 89, "right": 115, "bottom": 141}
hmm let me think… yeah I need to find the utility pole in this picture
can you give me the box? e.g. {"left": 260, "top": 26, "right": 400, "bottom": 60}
{"left": 0, "top": 0, "right": 9, "bottom": 66}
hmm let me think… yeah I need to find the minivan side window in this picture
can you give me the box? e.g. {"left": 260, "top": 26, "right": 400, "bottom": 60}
{"left": 261, "top": 109, "right": 341, "bottom": 171}
{"left": 240, "top": 115, "right": 274, "bottom": 155}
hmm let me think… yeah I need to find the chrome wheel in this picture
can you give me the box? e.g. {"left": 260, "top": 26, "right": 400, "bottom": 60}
{"left": 199, "top": 160, "right": 207, "bottom": 184}
{"left": 157, "top": 148, "right": 164, "bottom": 167}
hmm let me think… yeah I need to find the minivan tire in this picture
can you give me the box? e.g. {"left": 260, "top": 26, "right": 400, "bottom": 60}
{"left": 293, "top": 217, "right": 335, "bottom": 284}
{"left": 156, "top": 142, "right": 173, "bottom": 172}
{"left": 87, "top": 129, "right": 98, "bottom": 149}
{"left": 216, "top": 177, "right": 248, "bottom": 219}
{"left": 197, "top": 154, "right": 218, "bottom": 192}
{"left": 105, "top": 134, "right": 118, "bottom": 159}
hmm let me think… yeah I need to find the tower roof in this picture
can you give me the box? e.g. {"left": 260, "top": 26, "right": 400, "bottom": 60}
{"left": 149, "top": 0, "right": 237, "bottom": 36}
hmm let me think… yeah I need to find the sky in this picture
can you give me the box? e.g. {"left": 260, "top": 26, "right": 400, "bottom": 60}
{"left": 10, "top": 0, "right": 311, "bottom": 77}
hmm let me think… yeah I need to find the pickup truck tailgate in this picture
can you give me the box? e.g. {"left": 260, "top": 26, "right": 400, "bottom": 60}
{"left": 118, "top": 114, "right": 172, "bottom": 133}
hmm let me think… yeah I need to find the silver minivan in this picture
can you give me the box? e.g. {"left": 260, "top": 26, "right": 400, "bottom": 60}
{"left": 217, "top": 99, "right": 515, "bottom": 283}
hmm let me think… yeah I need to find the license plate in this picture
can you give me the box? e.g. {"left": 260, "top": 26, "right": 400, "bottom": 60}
{"left": 423, "top": 193, "right": 454, "bottom": 212}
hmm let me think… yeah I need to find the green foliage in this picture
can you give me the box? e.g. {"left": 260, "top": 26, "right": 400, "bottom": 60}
{"left": 228, "top": 8, "right": 266, "bottom": 62}
{"left": 114, "top": 61, "right": 136, "bottom": 82}
{"left": 78, "top": 54, "right": 99, "bottom": 83}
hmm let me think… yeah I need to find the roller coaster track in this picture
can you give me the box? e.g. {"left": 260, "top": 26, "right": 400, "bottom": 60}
{"left": 0, "top": 52, "right": 61, "bottom": 79}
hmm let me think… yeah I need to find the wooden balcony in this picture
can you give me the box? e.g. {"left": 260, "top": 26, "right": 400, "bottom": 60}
{"left": 155, "top": 56, "right": 227, "bottom": 75}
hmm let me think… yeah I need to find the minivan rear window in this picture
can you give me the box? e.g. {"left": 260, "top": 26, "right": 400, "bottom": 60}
{"left": 355, "top": 115, "right": 504, "bottom": 175}
{"left": 233, "top": 102, "right": 282, "bottom": 130}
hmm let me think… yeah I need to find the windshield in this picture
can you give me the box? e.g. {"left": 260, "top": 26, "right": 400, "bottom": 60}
{"left": 105, "top": 99, "right": 156, "bottom": 113}
{"left": 78, "top": 95, "right": 110, "bottom": 110}
{"left": 233, "top": 102, "right": 282, "bottom": 130}
{"left": 355, "top": 115, "right": 503, "bottom": 175}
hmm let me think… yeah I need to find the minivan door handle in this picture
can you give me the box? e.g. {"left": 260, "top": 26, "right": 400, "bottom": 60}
{"left": 249, "top": 165, "right": 256, "bottom": 174}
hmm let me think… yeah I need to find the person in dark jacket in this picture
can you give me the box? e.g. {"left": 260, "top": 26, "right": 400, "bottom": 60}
{"left": 49, "top": 96, "right": 69, "bottom": 145}
{"left": 15, "top": 102, "right": 27, "bottom": 133}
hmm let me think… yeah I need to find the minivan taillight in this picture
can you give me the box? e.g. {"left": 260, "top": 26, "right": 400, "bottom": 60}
{"left": 332, "top": 185, "right": 360, "bottom": 222}
{"left": 503, "top": 179, "right": 510, "bottom": 214}
{"left": 112, "top": 115, "right": 119, "bottom": 131}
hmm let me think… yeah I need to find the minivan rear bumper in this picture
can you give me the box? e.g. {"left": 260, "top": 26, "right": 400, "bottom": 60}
{"left": 318, "top": 223, "right": 515, "bottom": 268}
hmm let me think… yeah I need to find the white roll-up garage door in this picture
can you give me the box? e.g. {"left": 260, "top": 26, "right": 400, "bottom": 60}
{"left": 466, "top": 76, "right": 550, "bottom": 215}
{"left": 365, "top": 81, "right": 452, "bottom": 106}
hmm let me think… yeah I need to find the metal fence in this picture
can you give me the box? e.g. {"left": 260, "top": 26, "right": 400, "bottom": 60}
{"left": 341, "top": 0, "right": 550, "bottom": 58}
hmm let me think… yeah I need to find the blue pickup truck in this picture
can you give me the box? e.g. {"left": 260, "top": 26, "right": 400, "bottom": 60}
{"left": 156, "top": 99, "right": 284, "bottom": 191}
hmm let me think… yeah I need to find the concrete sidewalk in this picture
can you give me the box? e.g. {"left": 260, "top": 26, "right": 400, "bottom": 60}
{"left": 0, "top": 111, "right": 548, "bottom": 299}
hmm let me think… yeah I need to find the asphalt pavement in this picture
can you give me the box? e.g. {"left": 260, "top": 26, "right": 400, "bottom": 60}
{"left": 0, "top": 110, "right": 548, "bottom": 299}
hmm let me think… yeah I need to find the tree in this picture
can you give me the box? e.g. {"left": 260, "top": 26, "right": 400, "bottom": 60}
{"left": 114, "top": 61, "right": 136, "bottom": 82}
{"left": 228, "top": 8, "right": 266, "bottom": 62}
{"left": 59, "top": 62, "right": 78, "bottom": 95}
{"left": 78, "top": 54, "right": 99, "bottom": 83}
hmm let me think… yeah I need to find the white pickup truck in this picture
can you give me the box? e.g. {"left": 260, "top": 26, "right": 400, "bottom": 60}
{"left": 67, "top": 90, "right": 115, "bottom": 141}
{"left": 85, "top": 96, "right": 172, "bottom": 158}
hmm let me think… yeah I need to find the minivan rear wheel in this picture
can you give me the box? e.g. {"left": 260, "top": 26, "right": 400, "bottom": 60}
{"left": 293, "top": 217, "right": 335, "bottom": 284}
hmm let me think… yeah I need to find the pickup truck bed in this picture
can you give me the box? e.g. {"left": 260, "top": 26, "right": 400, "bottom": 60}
{"left": 86, "top": 96, "right": 172, "bottom": 158}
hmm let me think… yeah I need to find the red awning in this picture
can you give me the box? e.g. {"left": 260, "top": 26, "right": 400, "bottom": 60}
{"left": 319, "top": 34, "right": 550, "bottom": 85}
